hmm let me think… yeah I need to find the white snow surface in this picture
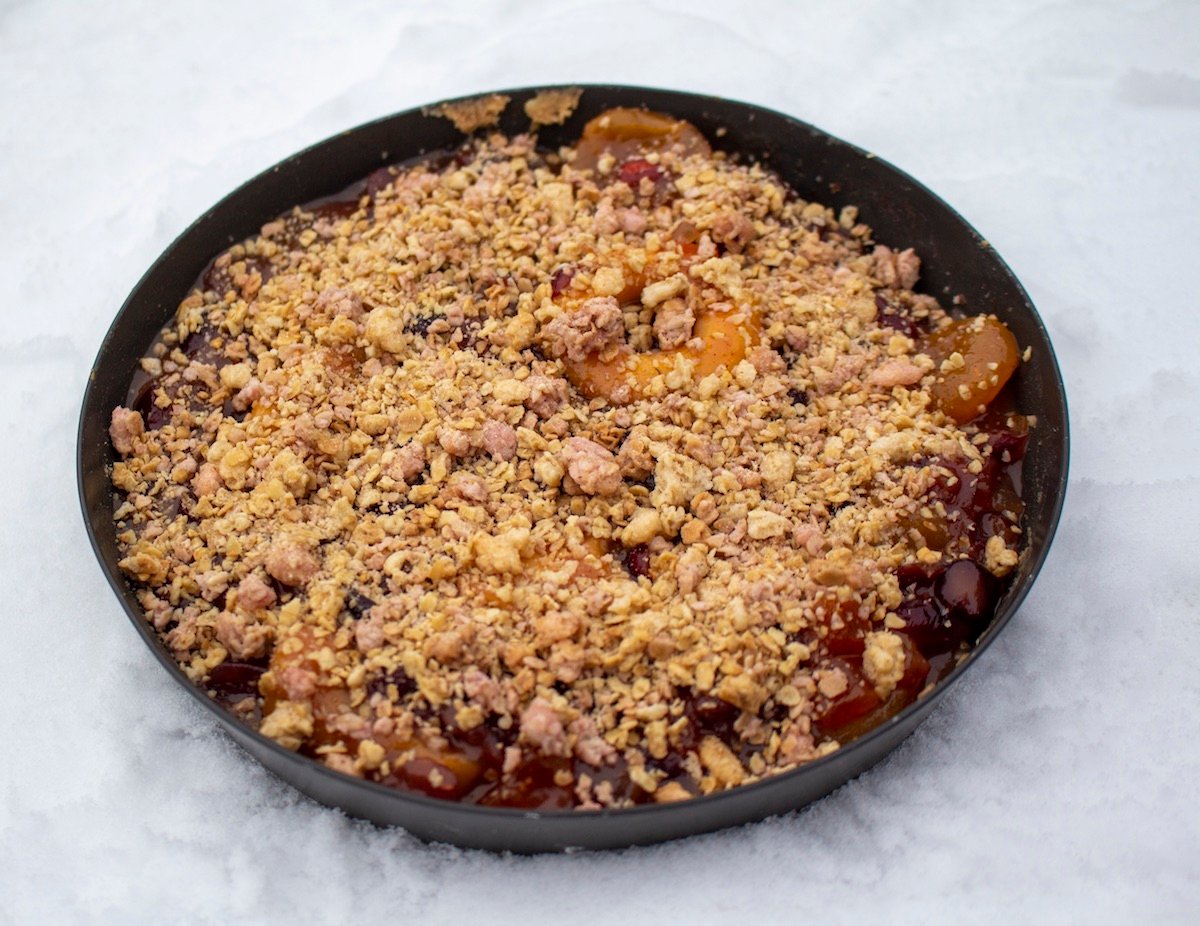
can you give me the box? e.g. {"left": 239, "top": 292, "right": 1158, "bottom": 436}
{"left": 1, "top": 1, "right": 1197, "bottom": 922}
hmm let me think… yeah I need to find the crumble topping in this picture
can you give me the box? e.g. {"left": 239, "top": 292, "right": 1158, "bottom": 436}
{"left": 423, "top": 94, "right": 511, "bottom": 134}
{"left": 524, "top": 88, "right": 583, "bottom": 127}
{"left": 108, "top": 109, "right": 1028, "bottom": 809}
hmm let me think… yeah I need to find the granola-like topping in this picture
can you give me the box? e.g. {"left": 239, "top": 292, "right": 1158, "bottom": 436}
{"left": 423, "top": 94, "right": 511, "bottom": 133}
{"left": 109, "top": 111, "right": 1027, "bottom": 809}
{"left": 524, "top": 88, "right": 583, "bottom": 127}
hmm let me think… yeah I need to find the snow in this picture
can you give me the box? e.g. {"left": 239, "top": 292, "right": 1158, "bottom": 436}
{"left": 1, "top": 0, "right": 1197, "bottom": 922}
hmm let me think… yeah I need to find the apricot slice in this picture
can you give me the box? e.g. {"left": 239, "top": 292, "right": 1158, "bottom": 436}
{"left": 813, "top": 640, "right": 930, "bottom": 744}
{"left": 261, "top": 626, "right": 357, "bottom": 748}
{"left": 261, "top": 626, "right": 485, "bottom": 795}
{"left": 573, "top": 107, "right": 711, "bottom": 172}
{"left": 925, "top": 315, "right": 1019, "bottom": 423}
{"left": 549, "top": 250, "right": 758, "bottom": 405}
{"left": 565, "top": 307, "right": 758, "bottom": 404}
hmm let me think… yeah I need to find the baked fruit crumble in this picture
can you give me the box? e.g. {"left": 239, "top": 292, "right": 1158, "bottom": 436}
{"left": 108, "top": 104, "right": 1030, "bottom": 809}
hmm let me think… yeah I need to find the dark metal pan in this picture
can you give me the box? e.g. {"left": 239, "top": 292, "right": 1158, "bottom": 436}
{"left": 77, "top": 85, "right": 1069, "bottom": 853}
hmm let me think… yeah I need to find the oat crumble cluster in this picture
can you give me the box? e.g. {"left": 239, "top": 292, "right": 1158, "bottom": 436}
{"left": 108, "top": 107, "right": 1028, "bottom": 809}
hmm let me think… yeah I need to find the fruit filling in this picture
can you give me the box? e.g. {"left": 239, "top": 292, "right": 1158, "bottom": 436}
{"left": 108, "top": 95, "right": 1028, "bottom": 809}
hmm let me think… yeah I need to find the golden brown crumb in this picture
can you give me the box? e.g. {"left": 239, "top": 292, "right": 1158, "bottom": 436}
{"left": 424, "top": 94, "right": 511, "bottom": 133}
{"left": 524, "top": 88, "right": 583, "bottom": 126}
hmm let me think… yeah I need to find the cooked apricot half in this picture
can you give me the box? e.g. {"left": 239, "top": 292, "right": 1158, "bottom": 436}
{"left": 573, "top": 107, "right": 711, "bottom": 172}
{"left": 925, "top": 315, "right": 1019, "bottom": 423}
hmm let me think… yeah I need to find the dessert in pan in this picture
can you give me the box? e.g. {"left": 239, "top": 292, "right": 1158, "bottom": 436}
{"left": 105, "top": 98, "right": 1034, "bottom": 812}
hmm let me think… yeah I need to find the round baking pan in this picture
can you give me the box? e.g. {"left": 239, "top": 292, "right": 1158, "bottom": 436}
{"left": 78, "top": 84, "right": 1069, "bottom": 853}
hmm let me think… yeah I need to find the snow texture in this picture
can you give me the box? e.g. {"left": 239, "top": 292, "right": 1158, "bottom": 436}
{"left": 1, "top": 0, "right": 1197, "bottom": 922}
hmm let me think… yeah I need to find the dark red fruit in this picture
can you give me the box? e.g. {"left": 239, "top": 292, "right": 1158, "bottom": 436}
{"left": 366, "top": 667, "right": 417, "bottom": 700}
{"left": 206, "top": 662, "right": 265, "bottom": 702}
{"left": 874, "top": 292, "right": 923, "bottom": 339}
{"left": 812, "top": 658, "right": 882, "bottom": 740}
{"left": 344, "top": 588, "right": 377, "bottom": 621}
{"left": 817, "top": 593, "right": 872, "bottom": 657}
{"left": 622, "top": 544, "right": 651, "bottom": 578}
{"left": 182, "top": 326, "right": 226, "bottom": 366}
{"left": 405, "top": 314, "right": 436, "bottom": 337}
{"left": 129, "top": 374, "right": 172, "bottom": 431}
{"left": 551, "top": 267, "right": 575, "bottom": 297}
{"left": 684, "top": 693, "right": 741, "bottom": 744}
{"left": 894, "top": 559, "right": 997, "bottom": 658}
{"left": 979, "top": 411, "right": 1030, "bottom": 465}
{"left": 936, "top": 560, "right": 993, "bottom": 619}
{"left": 618, "top": 158, "right": 664, "bottom": 189}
